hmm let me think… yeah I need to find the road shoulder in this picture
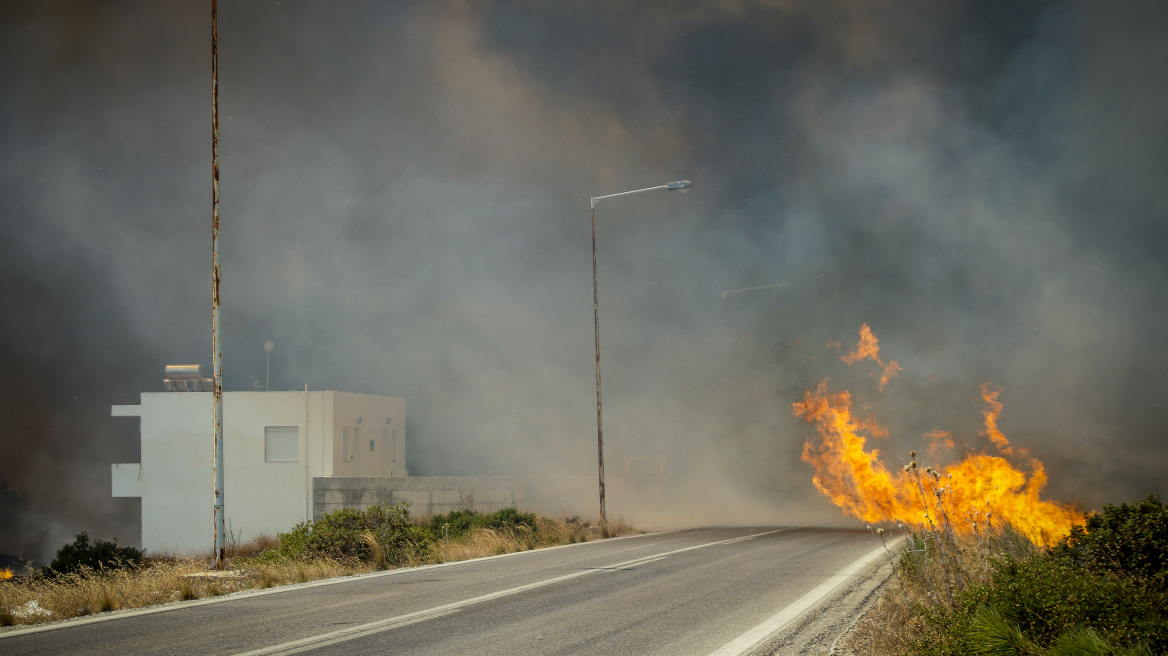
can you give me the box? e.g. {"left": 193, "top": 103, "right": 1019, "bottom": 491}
{"left": 753, "top": 557, "right": 895, "bottom": 656}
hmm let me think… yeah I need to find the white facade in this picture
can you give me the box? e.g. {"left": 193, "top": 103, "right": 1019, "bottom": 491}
{"left": 112, "top": 391, "right": 405, "bottom": 555}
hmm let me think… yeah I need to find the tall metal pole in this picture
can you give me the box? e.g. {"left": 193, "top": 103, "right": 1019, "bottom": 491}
{"left": 586, "top": 181, "right": 689, "bottom": 528}
{"left": 211, "top": 0, "right": 226, "bottom": 569}
{"left": 590, "top": 202, "right": 606, "bottom": 525}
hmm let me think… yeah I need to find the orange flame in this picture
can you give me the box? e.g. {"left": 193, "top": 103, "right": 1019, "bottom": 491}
{"left": 0, "top": 568, "right": 12, "bottom": 580}
{"left": 980, "top": 383, "right": 1014, "bottom": 455}
{"left": 841, "top": 324, "right": 902, "bottom": 390}
{"left": 924, "top": 430, "right": 954, "bottom": 458}
{"left": 794, "top": 379, "right": 1080, "bottom": 546}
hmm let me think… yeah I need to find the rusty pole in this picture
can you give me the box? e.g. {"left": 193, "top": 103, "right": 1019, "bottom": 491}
{"left": 590, "top": 202, "right": 606, "bottom": 525}
{"left": 211, "top": 0, "right": 225, "bottom": 569}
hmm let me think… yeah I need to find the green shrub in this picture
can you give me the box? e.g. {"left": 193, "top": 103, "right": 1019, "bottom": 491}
{"left": 284, "top": 508, "right": 369, "bottom": 559}
{"left": 960, "top": 606, "right": 1156, "bottom": 656}
{"left": 429, "top": 507, "right": 536, "bottom": 539}
{"left": 484, "top": 507, "right": 536, "bottom": 531}
{"left": 906, "top": 495, "right": 1168, "bottom": 655}
{"left": 910, "top": 557, "right": 1166, "bottom": 655}
{"left": 365, "top": 503, "right": 432, "bottom": 564}
{"left": 980, "top": 554, "right": 1166, "bottom": 650}
{"left": 429, "top": 509, "right": 486, "bottom": 538}
{"left": 278, "top": 503, "right": 430, "bottom": 565}
{"left": 240, "top": 548, "right": 290, "bottom": 565}
{"left": 43, "top": 532, "right": 143, "bottom": 576}
{"left": 1052, "top": 494, "right": 1168, "bottom": 587}
{"left": 967, "top": 606, "right": 1037, "bottom": 656}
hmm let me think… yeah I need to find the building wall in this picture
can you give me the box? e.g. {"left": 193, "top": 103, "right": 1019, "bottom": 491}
{"left": 112, "top": 390, "right": 404, "bottom": 554}
{"left": 329, "top": 393, "right": 407, "bottom": 478}
{"left": 313, "top": 475, "right": 660, "bottom": 521}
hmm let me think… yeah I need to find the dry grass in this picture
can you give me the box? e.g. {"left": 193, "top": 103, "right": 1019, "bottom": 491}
{"left": 0, "top": 550, "right": 357, "bottom": 628}
{"left": 0, "top": 516, "right": 639, "bottom": 629}
{"left": 430, "top": 517, "right": 637, "bottom": 564}
{"left": 845, "top": 529, "right": 1034, "bottom": 656}
{"left": 846, "top": 583, "right": 923, "bottom": 656}
{"left": 842, "top": 454, "right": 1037, "bottom": 656}
{"left": 226, "top": 534, "right": 280, "bottom": 559}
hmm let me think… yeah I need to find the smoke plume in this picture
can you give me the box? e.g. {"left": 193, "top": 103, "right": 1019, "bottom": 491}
{"left": 1, "top": 0, "right": 1166, "bottom": 561}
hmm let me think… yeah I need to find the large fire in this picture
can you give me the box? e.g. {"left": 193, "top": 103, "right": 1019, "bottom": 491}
{"left": 795, "top": 325, "right": 1080, "bottom": 546}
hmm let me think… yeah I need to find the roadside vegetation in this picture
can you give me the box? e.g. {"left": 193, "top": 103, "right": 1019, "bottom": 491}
{"left": 0, "top": 504, "right": 636, "bottom": 628}
{"left": 847, "top": 456, "right": 1168, "bottom": 656}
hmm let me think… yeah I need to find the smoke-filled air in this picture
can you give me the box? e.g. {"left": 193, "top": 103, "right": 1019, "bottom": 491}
{"left": 2, "top": 1, "right": 1167, "bottom": 562}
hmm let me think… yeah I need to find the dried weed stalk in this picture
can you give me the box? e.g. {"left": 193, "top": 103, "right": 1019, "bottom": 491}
{"left": 845, "top": 452, "right": 1036, "bottom": 656}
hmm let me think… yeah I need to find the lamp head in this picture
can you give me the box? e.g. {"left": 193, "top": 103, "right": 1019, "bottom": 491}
{"left": 666, "top": 180, "right": 693, "bottom": 192}
{"left": 264, "top": 341, "right": 274, "bottom": 353}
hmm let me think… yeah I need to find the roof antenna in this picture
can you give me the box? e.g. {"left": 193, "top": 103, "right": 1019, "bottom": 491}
{"left": 264, "top": 341, "right": 275, "bottom": 391}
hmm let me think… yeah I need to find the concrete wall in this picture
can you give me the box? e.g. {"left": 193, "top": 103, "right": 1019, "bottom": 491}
{"left": 111, "top": 390, "right": 404, "bottom": 554}
{"left": 313, "top": 475, "right": 661, "bottom": 521}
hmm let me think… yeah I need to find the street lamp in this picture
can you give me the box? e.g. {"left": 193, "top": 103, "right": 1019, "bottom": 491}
{"left": 589, "top": 179, "right": 692, "bottom": 525}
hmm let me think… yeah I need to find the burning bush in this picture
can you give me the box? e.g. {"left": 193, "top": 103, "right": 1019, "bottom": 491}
{"left": 900, "top": 495, "right": 1168, "bottom": 655}
{"left": 795, "top": 380, "right": 1080, "bottom": 546}
{"left": 810, "top": 327, "right": 1167, "bottom": 654}
{"left": 796, "top": 325, "right": 1079, "bottom": 546}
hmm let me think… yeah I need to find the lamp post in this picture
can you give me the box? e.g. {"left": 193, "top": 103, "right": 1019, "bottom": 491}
{"left": 589, "top": 179, "right": 692, "bottom": 525}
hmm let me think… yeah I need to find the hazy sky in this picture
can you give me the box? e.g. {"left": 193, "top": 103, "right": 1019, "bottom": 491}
{"left": 2, "top": 0, "right": 1166, "bottom": 561}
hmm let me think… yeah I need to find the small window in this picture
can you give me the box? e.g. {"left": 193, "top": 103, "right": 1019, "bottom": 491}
{"left": 369, "top": 439, "right": 375, "bottom": 451}
{"left": 265, "top": 427, "right": 299, "bottom": 462}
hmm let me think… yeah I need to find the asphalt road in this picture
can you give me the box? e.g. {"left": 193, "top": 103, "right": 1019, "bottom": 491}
{"left": 0, "top": 527, "right": 891, "bottom": 656}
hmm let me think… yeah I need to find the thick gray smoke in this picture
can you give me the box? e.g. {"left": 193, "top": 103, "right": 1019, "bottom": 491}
{"left": 2, "top": 1, "right": 1166, "bottom": 561}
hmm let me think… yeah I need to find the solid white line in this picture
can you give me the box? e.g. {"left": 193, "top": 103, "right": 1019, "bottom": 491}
{"left": 236, "top": 609, "right": 460, "bottom": 656}
{"left": 0, "top": 528, "right": 690, "bottom": 640}
{"left": 707, "top": 541, "right": 895, "bottom": 656}
{"left": 617, "top": 555, "right": 668, "bottom": 568}
{"left": 719, "top": 533, "right": 769, "bottom": 545}
{"left": 235, "top": 528, "right": 791, "bottom": 655}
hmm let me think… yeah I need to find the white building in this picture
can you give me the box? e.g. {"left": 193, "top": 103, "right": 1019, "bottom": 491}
{"left": 111, "top": 389, "right": 405, "bottom": 554}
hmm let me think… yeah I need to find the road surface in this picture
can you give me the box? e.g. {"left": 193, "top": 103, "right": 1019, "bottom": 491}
{"left": 0, "top": 527, "right": 893, "bottom": 656}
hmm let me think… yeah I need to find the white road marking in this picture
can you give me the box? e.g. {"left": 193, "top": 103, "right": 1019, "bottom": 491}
{"left": 235, "top": 528, "right": 791, "bottom": 655}
{"left": 619, "top": 555, "right": 668, "bottom": 568}
{"left": 236, "top": 609, "right": 460, "bottom": 656}
{"left": 719, "top": 533, "right": 771, "bottom": 545}
{"left": 707, "top": 541, "right": 896, "bottom": 656}
{"left": 0, "top": 528, "right": 687, "bottom": 640}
